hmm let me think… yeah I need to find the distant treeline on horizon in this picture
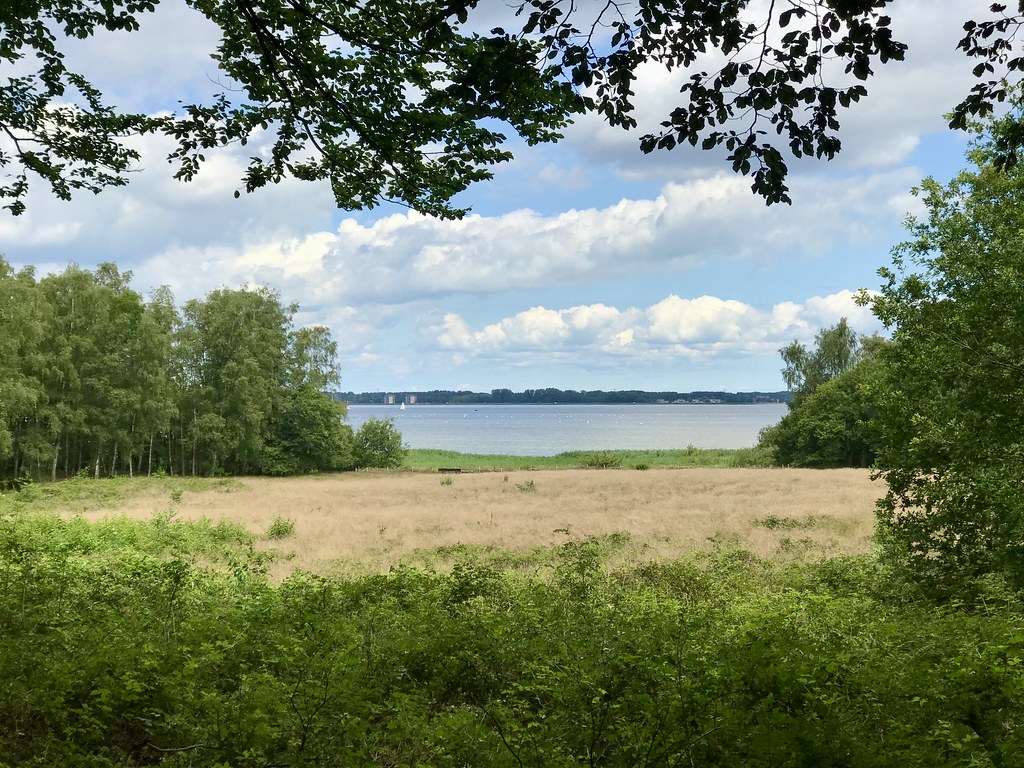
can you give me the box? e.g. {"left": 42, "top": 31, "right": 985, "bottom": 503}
{"left": 336, "top": 389, "right": 791, "bottom": 405}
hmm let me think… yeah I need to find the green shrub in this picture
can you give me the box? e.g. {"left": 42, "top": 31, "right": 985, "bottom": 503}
{"left": 0, "top": 476, "right": 31, "bottom": 492}
{"left": 2, "top": 519, "right": 1024, "bottom": 767}
{"left": 266, "top": 516, "right": 296, "bottom": 539}
{"left": 580, "top": 451, "right": 622, "bottom": 468}
{"left": 727, "top": 444, "right": 776, "bottom": 467}
{"left": 753, "top": 514, "right": 817, "bottom": 530}
{"left": 352, "top": 417, "right": 407, "bottom": 469}
{"left": 758, "top": 357, "right": 882, "bottom": 468}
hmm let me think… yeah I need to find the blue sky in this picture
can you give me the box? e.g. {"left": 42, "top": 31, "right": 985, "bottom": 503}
{"left": 0, "top": 1, "right": 987, "bottom": 392}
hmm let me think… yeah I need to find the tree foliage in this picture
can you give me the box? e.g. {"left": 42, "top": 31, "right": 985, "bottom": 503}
{"left": 779, "top": 317, "right": 861, "bottom": 405}
{"left": 0, "top": 258, "right": 360, "bottom": 478}
{"left": 864, "top": 105, "right": 1024, "bottom": 595}
{"left": 763, "top": 356, "right": 882, "bottom": 468}
{"left": 4, "top": 1, "right": 1023, "bottom": 216}
{"left": 352, "top": 416, "right": 407, "bottom": 469}
{"left": 760, "top": 319, "right": 883, "bottom": 467}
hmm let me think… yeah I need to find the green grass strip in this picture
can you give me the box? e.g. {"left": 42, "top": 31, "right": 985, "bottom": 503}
{"left": 403, "top": 446, "right": 774, "bottom": 471}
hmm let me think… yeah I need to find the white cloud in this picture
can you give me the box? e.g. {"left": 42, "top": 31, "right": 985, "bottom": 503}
{"left": 433, "top": 290, "right": 881, "bottom": 365}
{"left": 646, "top": 296, "right": 759, "bottom": 344}
{"left": 78, "top": 167, "right": 914, "bottom": 316}
{"left": 536, "top": 163, "right": 589, "bottom": 190}
{"left": 55, "top": 4, "right": 226, "bottom": 110}
{"left": 0, "top": 216, "right": 82, "bottom": 247}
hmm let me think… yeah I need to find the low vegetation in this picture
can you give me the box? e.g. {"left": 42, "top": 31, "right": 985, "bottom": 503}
{"left": 404, "top": 445, "right": 774, "bottom": 471}
{"left": 1, "top": 509, "right": 1021, "bottom": 767}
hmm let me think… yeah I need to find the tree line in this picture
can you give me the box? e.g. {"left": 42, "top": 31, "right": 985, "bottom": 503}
{"left": 0, "top": 260, "right": 403, "bottom": 480}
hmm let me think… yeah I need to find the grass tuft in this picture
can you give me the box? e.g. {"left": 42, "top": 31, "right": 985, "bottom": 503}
{"left": 753, "top": 514, "right": 819, "bottom": 530}
{"left": 266, "top": 516, "right": 296, "bottom": 539}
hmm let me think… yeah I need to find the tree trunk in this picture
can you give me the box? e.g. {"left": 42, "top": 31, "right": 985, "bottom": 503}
{"left": 127, "top": 416, "right": 135, "bottom": 478}
{"left": 111, "top": 441, "right": 119, "bottom": 478}
{"left": 51, "top": 437, "right": 60, "bottom": 483}
{"left": 148, "top": 434, "right": 154, "bottom": 477}
{"left": 93, "top": 442, "right": 101, "bottom": 480}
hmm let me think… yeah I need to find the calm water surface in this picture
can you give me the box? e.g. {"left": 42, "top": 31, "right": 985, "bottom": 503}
{"left": 346, "top": 403, "right": 786, "bottom": 456}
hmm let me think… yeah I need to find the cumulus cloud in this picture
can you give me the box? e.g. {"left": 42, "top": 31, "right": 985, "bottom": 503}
{"left": 433, "top": 290, "right": 881, "bottom": 364}
{"left": 92, "top": 166, "right": 913, "bottom": 315}
{"left": 0, "top": 128, "right": 337, "bottom": 286}
{"left": 55, "top": 3, "right": 225, "bottom": 110}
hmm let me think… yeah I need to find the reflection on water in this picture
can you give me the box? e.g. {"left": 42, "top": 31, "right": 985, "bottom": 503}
{"left": 345, "top": 403, "right": 786, "bottom": 456}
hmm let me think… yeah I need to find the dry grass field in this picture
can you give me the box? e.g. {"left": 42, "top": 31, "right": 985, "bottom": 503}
{"left": 79, "top": 467, "right": 882, "bottom": 578}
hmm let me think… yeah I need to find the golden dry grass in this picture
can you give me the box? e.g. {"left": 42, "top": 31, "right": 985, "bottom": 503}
{"left": 79, "top": 468, "right": 882, "bottom": 578}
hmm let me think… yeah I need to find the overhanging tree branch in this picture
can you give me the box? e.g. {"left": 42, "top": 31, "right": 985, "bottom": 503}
{"left": 3, "top": 1, "right": 1024, "bottom": 216}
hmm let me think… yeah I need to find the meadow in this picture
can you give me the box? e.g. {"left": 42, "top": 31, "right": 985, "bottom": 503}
{"left": 61, "top": 464, "right": 878, "bottom": 579}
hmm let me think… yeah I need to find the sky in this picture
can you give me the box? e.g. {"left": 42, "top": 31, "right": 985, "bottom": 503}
{"left": 0, "top": 0, "right": 990, "bottom": 393}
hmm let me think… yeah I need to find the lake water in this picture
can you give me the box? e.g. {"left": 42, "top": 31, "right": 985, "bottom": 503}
{"left": 345, "top": 403, "right": 787, "bottom": 456}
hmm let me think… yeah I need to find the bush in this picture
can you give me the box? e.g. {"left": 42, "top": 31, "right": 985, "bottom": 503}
{"left": 758, "top": 358, "right": 881, "bottom": 468}
{"left": 263, "top": 386, "right": 354, "bottom": 475}
{"left": 266, "top": 516, "right": 296, "bottom": 539}
{"left": 352, "top": 417, "right": 407, "bottom": 469}
{"left": 580, "top": 451, "right": 622, "bottom": 468}
{"left": 727, "top": 445, "right": 775, "bottom": 467}
{"left": 2, "top": 517, "right": 1024, "bottom": 767}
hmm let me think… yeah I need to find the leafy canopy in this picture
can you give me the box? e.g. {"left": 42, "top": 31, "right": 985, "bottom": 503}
{"left": 3, "top": 1, "right": 1022, "bottom": 217}
{"left": 760, "top": 319, "right": 883, "bottom": 468}
{"left": 779, "top": 318, "right": 866, "bottom": 405}
{"left": 862, "top": 98, "right": 1024, "bottom": 596}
